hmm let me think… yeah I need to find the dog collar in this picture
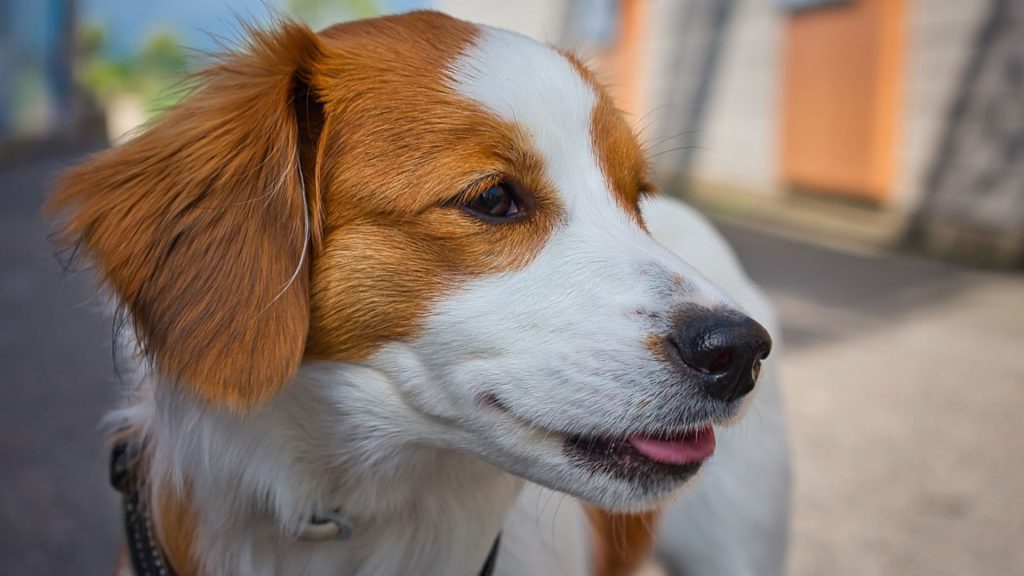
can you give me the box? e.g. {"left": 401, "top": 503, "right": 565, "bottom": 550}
{"left": 110, "top": 442, "right": 501, "bottom": 575}
{"left": 110, "top": 442, "right": 174, "bottom": 576}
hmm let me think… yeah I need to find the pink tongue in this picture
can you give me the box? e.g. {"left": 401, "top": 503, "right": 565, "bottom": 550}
{"left": 628, "top": 426, "right": 716, "bottom": 465}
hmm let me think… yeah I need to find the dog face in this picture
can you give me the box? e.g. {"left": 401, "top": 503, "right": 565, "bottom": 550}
{"left": 50, "top": 12, "right": 770, "bottom": 511}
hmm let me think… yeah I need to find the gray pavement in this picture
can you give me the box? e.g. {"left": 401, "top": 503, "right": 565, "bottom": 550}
{"left": 2, "top": 149, "right": 1021, "bottom": 575}
{"left": 1, "top": 147, "right": 120, "bottom": 575}
{"left": 724, "top": 226, "right": 1024, "bottom": 576}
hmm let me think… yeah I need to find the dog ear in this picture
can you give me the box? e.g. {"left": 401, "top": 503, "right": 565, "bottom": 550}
{"left": 47, "top": 21, "right": 327, "bottom": 409}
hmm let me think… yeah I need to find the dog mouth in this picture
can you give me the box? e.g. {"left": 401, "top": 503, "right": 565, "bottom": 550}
{"left": 564, "top": 426, "right": 715, "bottom": 482}
{"left": 483, "top": 394, "right": 716, "bottom": 482}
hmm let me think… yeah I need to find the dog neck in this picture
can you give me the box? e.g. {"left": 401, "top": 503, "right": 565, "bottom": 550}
{"left": 117, "top": 361, "right": 524, "bottom": 576}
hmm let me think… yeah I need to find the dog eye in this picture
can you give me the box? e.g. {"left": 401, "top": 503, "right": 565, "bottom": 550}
{"left": 465, "top": 182, "right": 522, "bottom": 221}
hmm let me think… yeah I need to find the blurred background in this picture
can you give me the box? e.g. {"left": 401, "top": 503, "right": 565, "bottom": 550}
{"left": 1, "top": 0, "right": 1022, "bottom": 574}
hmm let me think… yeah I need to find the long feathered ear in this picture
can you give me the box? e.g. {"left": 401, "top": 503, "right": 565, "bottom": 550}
{"left": 46, "top": 21, "right": 326, "bottom": 409}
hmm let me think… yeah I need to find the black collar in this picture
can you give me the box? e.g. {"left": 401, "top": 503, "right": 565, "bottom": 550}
{"left": 110, "top": 442, "right": 501, "bottom": 576}
{"left": 110, "top": 442, "right": 173, "bottom": 576}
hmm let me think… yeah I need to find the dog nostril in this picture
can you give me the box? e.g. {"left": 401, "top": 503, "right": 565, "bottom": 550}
{"left": 701, "top": 350, "right": 733, "bottom": 376}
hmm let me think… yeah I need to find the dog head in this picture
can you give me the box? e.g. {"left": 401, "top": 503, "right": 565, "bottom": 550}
{"left": 49, "top": 12, "right": 770, "bottom": 511}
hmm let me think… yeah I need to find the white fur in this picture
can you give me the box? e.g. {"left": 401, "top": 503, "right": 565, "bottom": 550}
{"left": 111, "top": 358, "right": 522, "bottom": 576}
{"left": 112, "top": 25, "right": 788, "bottom": 576}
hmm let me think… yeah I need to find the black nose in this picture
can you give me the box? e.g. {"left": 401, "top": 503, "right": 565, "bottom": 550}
{"left": 669, "top": 311, "right": 772, "bottom": 402}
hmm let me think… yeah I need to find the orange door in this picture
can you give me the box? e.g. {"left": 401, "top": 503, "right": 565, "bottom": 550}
{"left": 780, "top": 0, "right": 904, "bottom": 202}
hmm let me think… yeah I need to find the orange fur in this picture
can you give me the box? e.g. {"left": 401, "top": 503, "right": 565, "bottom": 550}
{"left": 564, "top": 53, "right": 654, "bottom": 223}
{"left": 585, "top": 506, "right": 663, "bottom": 576}
{"left": 155, "top": 487, "right": 200, "bottom": 575}
{"left": 590, "top": 93, "right": 654, "bottom": 224}
{"left": 47, "top": 21, "right": 325, "bottom": 409}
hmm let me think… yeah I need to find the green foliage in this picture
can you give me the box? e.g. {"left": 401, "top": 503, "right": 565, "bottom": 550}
{"left": 78, "top": 23, "right": 189, "bottom": 118}
{"left": 287, "top": 0, "right": 379, "bottom": 28}
{"left": 76, "top": 1, "right": 383, "bottom": 120}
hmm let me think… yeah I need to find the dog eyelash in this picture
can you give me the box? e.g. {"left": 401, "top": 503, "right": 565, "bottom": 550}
{"left": 465, "top": 182, "right": 521, "bottom": 220}
{"left": 450, "top": 177, "right": 531, "bottom": 224}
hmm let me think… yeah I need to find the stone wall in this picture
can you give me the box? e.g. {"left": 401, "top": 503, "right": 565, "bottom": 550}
{"left": 907, "top": 0, "right": 1024, "bottom": 266}
{"left": 639, "top": 0, "right": 785, "bottom": 197}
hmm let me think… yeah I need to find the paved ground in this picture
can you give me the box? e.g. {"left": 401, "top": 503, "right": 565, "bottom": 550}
{"left": 2, "top": 148, "right": 1022, "bottom": 575}
{"left": 724, "top": 227, "right": 1024, "bottom": 576}
{"left": 1, "top": 147, "right": 120, "bottom": 575}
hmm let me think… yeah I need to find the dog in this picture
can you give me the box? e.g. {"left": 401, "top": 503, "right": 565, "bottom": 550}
{"left": 48, "top": 11, "right": 790, "bottom": 576}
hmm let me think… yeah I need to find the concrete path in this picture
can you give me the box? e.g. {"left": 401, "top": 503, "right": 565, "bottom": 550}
{"left": 723, "top": 226, "right": 1024, "bottom": 576}
{"left": 1, "top": 148, "right": 120, "bottom": 575}
{"left": 1, "top": 150, "right": 1021, "bottom": 574}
